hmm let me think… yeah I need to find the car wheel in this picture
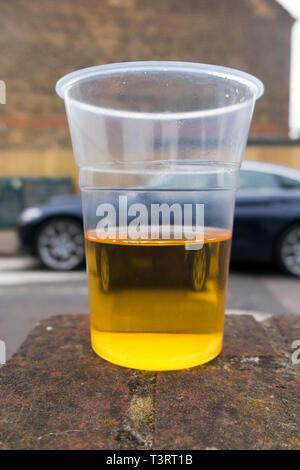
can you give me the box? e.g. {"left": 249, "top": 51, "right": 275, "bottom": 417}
{"left": 277, "top": 223, "right": 300, "bottom": 277}
{"left": 36, "top": 218, "right": 85, "bottom": 271}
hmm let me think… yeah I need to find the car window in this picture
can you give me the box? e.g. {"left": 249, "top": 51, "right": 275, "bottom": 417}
{"left": 239, "top": 170, "right": 279, "bottom": 190}
{"left": 276, "top": 175, "right": 300, "bottom": 190}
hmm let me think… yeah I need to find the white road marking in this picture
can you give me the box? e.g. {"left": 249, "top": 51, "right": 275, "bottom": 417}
{"left": 0, "top": 257, "right": 87, "bottom": 286}
{"left": 0, "top": 270, "right": 87, "bottom": 286}
{"left": 0, "top": 284, "right": 88, "bottom": 296}
{"left": 0, "top": 257, "right": 38, "bottom": 271}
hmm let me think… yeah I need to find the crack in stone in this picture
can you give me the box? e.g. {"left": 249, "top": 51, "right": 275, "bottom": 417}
{"left": 115, "top": 371, "right": 157, "bottom": 449}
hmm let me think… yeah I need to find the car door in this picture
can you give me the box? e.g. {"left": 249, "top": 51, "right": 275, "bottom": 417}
{"left": 232, "top": 170, "right": 283, "bottom": 262}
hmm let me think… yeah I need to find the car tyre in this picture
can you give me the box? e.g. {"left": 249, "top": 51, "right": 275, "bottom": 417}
{"left": 276, "top": 223, "right": 300, "bottom": 278}
{"left": 36, "top": 218, "right": 85, "bottom": 271}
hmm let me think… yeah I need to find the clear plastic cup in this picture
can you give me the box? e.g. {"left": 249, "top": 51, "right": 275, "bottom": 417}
{"left": 56, "top": 62, "right": 263, "bottom": 370}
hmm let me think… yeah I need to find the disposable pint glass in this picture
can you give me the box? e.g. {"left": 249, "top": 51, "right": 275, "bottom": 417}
{"left": 56, "top": 62, "right": 263, "bottom": 370}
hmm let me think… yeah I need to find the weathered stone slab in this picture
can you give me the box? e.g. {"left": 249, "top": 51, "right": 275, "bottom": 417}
{"left": 0, "top": 313, "right": 299, "bottom": 450}
{"left": 272, "top": 314, "right": 300, "bottom": 344}
{"left": 222, "top": 314, "right": 278, "bottom": 357}
{"left": 154, "top": 368, "right": 299, "bottom": 450}
{"left": 0, "top": 315, "right": 132, "bottom": 450}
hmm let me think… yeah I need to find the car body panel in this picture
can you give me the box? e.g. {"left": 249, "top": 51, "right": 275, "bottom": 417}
{"left": 232, "top": 191, "right": 300, "bottom": 262}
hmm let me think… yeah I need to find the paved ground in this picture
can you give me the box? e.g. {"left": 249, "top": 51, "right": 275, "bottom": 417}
{"left": 0, "top": 255, "right": 299, "bottom": 360}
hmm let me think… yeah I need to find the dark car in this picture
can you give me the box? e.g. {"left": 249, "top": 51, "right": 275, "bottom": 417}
{"left": 18, "top": 162, "right": 300, "bottom": 277}
{"left": 18, "top": 195, "right": 84, "bottom": 271}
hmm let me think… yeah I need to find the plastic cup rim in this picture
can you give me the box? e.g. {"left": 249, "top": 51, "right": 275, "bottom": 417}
{"left": 56, "top": 61, "right": 264, "bottom": 121}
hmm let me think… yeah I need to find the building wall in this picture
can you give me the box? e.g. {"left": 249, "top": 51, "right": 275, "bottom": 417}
{"left": 0, "top": 146, "right": 299, "bottom": 194}
{"left": 0, "top": 0, "right": 293, "bottom": 139}
{"left": 0, "top": 149, "right": 78, "bottom": 188}
{"left": 245, "top": 145, "right": 300, "bottom": 169}
{"left": 0, "top": 0, "right": 297, "bottom": 180}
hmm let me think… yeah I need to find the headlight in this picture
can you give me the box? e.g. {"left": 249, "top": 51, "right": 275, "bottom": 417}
{"left": 19, "top": 207, "right": 42, "bottom": 224}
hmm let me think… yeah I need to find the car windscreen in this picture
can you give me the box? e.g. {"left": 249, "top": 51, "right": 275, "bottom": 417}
{"left": 239, "top": 170, "right": 279, "bottom": 190}
{"left": 276, "top": 175, "right": 300, "bottom": 190}
{"left": 240, "top": 169, "right": 300, "bottom": 191}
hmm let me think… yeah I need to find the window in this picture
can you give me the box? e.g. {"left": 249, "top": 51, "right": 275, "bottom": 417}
{"left": 277, "top": 175, "right": 300, "bottom": 190}
{"left": 239, "top": 170, "right": 279, "bottom": 190}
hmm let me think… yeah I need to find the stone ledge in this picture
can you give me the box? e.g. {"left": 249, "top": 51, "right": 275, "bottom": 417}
{"left": 0, "top": 313, "right": 299, "bottom": 450}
